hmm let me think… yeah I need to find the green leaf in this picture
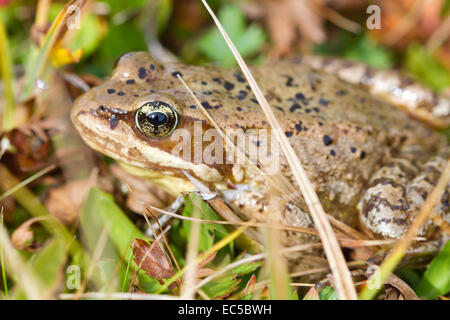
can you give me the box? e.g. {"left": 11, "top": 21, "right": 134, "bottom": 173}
{"left": 69, "top": 12, "right": 105, "bottom": 58}
{"left": 80, "top": 187, "right": 166, "bottom": 293}
{"left": 203, "top": 258, "right": 262, "bottom": 299}
{"left": 189, "top": 193, "right": 231, "bottom": 242}
{"left": 81, "top": 187, "right": 145, "bottom": 259}
{"left": 202, "top": 274, "right": 241, "bottom": 299}
{"left": 197, "top": 4, "right": 265, "bottom": 67}
{"left": 182, "top": 195, "right": 213, "bottom": 252}
{"left": 15, "top": 238, "right": 67, "bottom": 299}
{"left": 343, "top": 35, "right": 394, "bottom": 69}
{"left": 405, "top": 43, "right": 450, "bottom": 91}
{"left": 314, "top": 31, "right": 394, "bottom": 69}
{"left": 182, "top": 193, "right": 233, "bottom": 255}
{"left": 93, "top": 22, "right": 147, "bottom": 77}
{"left": 396, "top": 267, "right": 422, "bottom": 291}
{"left": 443, "top": 0, "right": 450, "bottom": 15}
{"left": 416, "top": 241, "right": 450, "bottom": 299}
{"left": 101, "top": 0, "right": 149, "bottom": 15}
{"left": 319, "top": 286, "right": 338, "bottom": 300}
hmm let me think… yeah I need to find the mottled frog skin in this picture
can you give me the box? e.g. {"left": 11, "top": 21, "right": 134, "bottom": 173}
{"left": 71, "top": 52, "right": 449, "bottom": 251}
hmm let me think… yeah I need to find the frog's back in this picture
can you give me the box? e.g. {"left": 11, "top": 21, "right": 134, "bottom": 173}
{"left": 71, "top": 52, "right": 447, "bottom": 228}
{"left": 162, "top": 60, "right": 442, "bottom": 222}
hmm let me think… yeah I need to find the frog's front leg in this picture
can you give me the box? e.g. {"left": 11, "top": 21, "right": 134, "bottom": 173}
{"left": 359, "top": 147, "right": 449, "bottom": 245}
{"left": 221, "top": 186, "right": 317, "bottom": 247}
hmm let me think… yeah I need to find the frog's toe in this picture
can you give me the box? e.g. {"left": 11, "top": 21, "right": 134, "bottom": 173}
{"left": 359, "top": 148, "right": 449, "bottom": 240}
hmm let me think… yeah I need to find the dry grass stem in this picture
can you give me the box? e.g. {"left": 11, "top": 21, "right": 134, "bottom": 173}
{"left": 180, "top": 201, "right": 201, "bottom": 299}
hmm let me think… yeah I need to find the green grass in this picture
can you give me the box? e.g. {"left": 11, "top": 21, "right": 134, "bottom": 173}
{"left": 0, "top": 207, "right": 8, "bottom": 297}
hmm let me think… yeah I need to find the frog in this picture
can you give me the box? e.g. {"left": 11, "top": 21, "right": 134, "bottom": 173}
{"left": 71, "top": 51, "right": 449, "bottom": 255}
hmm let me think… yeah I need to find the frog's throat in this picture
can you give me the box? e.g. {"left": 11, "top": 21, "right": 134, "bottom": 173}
{"left": 119, "top": 162, "right": 195, "bottom": 196}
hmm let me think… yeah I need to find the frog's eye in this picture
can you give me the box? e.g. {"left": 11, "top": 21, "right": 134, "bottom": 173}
{"left": 135, "top": 101, "right": 179, "bottom": 138}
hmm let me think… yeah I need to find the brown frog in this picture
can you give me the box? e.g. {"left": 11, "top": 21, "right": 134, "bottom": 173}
{"left": 71, "top": 52, "right": 449, "bottom": 253}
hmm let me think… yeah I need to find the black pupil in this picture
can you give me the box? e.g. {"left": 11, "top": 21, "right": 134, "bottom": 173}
{"left": 147, "top": 112, "right": 167, "bottom": 126}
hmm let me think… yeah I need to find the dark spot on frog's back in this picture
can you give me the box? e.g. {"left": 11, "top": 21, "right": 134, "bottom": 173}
{"left": 224, "top": 81, "right": 234, "bottom": 91}
{"left": 138, "top": 67, "right": 147, "bottom": 79}
{"left": 107, "top": 88, "right": 116, "bottom": 94}
{"left": 171, "top": 71, "right": 182, "bottom": 78}
{"left": 126, "top": 79, "right": 135, "bottom": 84}
{"left": 290, "top": 103, "right": 301, "bottom": 112}
{"left": 319, "top": 98, "right": 329, "bottom": 106}
{"left": 296, "top": 93, "right": 306, "bottom": 100}
{"left": 237, "top": 90, "right": 247, "bottom": 100}
{"left": 284, "top": 75, "right": 294, "bottom": 87}
{"left": 323, "top": 135, "right": 333, "bottom": 146}
{"left": 201, "top": 102, "right": 213, "bottom": 109}
{"left": 233, "top": 72, "right": 245, "bottom": 83}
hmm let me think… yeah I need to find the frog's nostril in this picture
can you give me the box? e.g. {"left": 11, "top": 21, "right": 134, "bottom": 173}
{"left": 147, "top": 112, "right": 167, "bottom": 126}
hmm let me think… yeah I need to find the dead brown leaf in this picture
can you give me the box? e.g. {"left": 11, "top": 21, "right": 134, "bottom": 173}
{"left": 132, "top": 238, "right": 176, "bottom": 284}
{"left": 45, "top": 178, "right": 96, "bottom": 225}
{"left": 2, "top": 128, "right": 52, "bottom": 173}
{"left": 370, "top": 0, "right": 446, "bottom": 48}
{"left": 384, "top": 274, "right": 419, "bottom": 300}
{"left": 258, "top": 0, "right": 326, "bottom": 57}
{"left": 242, "top": 274, "right": 257, "bottom": 298}
{"left": 11, "top": 216, "right": 47, "bottom": 251}
{"left": 197, "top": 251, "right": 217, "bottom": 269}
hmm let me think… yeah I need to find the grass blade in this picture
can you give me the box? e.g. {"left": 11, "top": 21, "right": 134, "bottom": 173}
{"left": 416, "top": 241, "right": 450, "bottom": 299}
{"left": 0, "top": 13, "right": 15, "bottom": 131}
{"left": 0, "top": 164, "right": 55, "bottom": 202}
{"left": 0, "top": 218, "right": 42, "bottom": 299}
{"left": 21, "top": 0, "right": 86, "bottom": 101}
{"left": 0, "top": 207, "right": 8, "bottom": 297}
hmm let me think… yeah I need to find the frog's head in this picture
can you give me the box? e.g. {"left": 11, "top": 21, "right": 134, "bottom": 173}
{"left": 71, "top": 52, "right": 230, "bottom": 194}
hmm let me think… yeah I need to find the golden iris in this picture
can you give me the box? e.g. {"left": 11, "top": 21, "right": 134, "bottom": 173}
{"left": 135, "top": 101, "right": 178, "bottom": 138}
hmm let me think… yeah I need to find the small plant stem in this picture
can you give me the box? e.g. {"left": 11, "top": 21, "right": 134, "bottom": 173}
{"left": 0, "top": 208, "right": 8, "bottom": 296}
{"left": 0, "top": 14, "right": 15, "bottom": 131}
